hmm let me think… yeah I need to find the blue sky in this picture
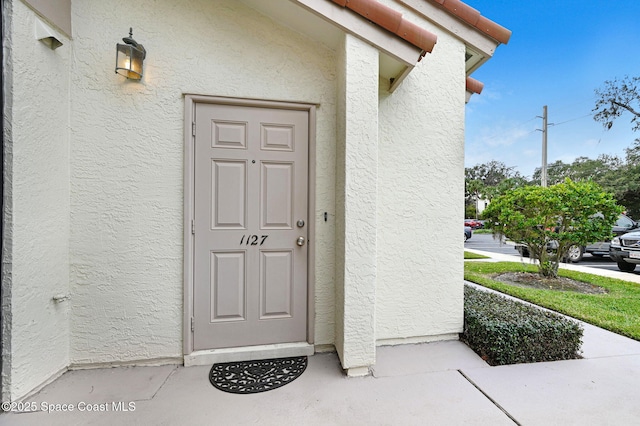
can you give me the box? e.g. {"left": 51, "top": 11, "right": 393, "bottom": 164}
{"left": 464, "top": 0, "right": 640, "bottom": 179}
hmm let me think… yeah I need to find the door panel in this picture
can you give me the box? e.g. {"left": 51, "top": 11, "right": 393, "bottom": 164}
{"left": 211, "top": 160, "right": 247, "bottom": 229}
{"left": 260, "top": 250, "right": 293, "bottom": 319}
{"left": 213, "top": 120, "right": 247, "bottom": 149}
{"left": 193, "top": 103, "right": 308, "bottom": 350}
{"left": 261, "top": 162, "right": 293, "bottom": 229}
{"left": 261, "top": 124, "right": 294, "bottom": 151}
{"left": 210, "top": 251, "right": 246, "bottom": 322}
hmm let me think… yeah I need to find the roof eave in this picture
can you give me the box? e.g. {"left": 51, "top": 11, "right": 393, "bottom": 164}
{"left": 398, "top": 0, "right": 511, "bottom": 78}
{"left": 428, "top": 0, "right": 512, "bottom": 45}
{"left": 292, "top": 0, "right": 425, "bottom": 66}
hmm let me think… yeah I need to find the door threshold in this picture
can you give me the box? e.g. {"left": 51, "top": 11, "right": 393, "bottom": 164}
{"left": 184, "top": 342, "right": 314, "bottom": 366}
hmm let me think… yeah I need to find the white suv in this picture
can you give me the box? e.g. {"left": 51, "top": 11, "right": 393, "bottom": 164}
{"left": 610, "top": 230, "right": 640, "bottom": 272}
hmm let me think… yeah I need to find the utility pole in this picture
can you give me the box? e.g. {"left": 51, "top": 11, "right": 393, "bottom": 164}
{"left": 537, "top": 105, "right": 548, "bottom": 187}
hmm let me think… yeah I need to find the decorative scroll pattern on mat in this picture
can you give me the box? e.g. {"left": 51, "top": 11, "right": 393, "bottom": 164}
{"left": 209, "top": 357, "right": 308, "bottom": 394}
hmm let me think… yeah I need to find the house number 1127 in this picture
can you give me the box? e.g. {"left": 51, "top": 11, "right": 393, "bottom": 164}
{"left": 240, "top": 235, "right": 268, "bottom": 246}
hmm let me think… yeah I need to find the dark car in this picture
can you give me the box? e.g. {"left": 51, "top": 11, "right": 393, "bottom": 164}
{"left": 515, "top": 213, "right": 639, "bottom": 262}
{"left": 464, "top": 226, "right": 472, "bottom": 242}
{"left": 609, "top": 230, "right": 640, "bottom": 272}
{"left": 582, "top": 213, "right": 639, "bottom": 258}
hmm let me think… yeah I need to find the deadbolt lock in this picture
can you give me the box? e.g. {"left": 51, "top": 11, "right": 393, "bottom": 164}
{"left": 297, "top": 219, "right": 305, "bottom": 228}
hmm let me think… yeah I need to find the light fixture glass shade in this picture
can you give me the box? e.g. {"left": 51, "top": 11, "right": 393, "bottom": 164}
{"left": 116, "top": 42, "right": 145, "bottom": 80}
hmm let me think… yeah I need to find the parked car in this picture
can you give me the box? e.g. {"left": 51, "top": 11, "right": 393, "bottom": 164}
{"left": 583, "top": 213, "right": 639, "bottom": 258}
{"left": 464, "top": 226, "right": 472, "bottom": 242}
{"left": 609, "top": 230, "right": 640, "bottom": 272}
{"left": 464, "top": 219, "right": 483, "bottom": 229}
{"left": 515, "top": 213, "right": 639, "bottom": 262}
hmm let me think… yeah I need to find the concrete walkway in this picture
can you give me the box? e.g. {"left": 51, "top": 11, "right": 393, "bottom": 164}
{"left": 2, "top": 251, "right": 640, "bottom": 425}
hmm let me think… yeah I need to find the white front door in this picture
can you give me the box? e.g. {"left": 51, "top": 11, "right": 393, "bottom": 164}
{"left": 193, "top": 102, "right": 308, "bottom": 350}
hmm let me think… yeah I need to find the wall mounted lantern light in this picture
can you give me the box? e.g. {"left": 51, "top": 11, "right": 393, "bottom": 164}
{"left": 115, "top": 28, "right": 146, "bottom": 80}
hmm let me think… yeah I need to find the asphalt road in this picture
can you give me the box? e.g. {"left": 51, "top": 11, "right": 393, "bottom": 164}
{"left": 465, "top": 232, "right": 640, "bottom": 276}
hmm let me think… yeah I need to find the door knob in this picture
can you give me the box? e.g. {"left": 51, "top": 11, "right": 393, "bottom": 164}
{"left": 296, "top": 236, "right": 306, "bottom": 246}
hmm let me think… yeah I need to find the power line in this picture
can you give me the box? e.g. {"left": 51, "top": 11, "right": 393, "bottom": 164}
{"left": 551, "top": 112, "right": 594, "bottom": 127}
{"left": 473, "top": 105, "right": 596, "bottom": 143}
{"left": 547, "top": 95, "right": 598, "bottom": 116}
{"left": 475, "top": 116, "right": 539, "bottom": 141}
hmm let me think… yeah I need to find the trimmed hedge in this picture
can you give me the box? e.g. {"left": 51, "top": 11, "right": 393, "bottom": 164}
{"left": 461, "top": 285, "right": 583, "bottom": 366}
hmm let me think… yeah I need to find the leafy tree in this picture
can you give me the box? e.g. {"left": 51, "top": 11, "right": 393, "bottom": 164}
{"left": 465, "top": 161, "right": 525, "bottom": 218}
{"left": 465, "top": 178, "right": 485, "bottom": 202}
{"left": 570, "top": 155, "right": 622, "bottom": 182}
{"left": 484, "top": 179, "right": 622, "bottom": 278}
{"left": 465, "top": 204, "right": 477, "bottom": 219}
{"left": 610, "top": 141, "right": 640, "bottom": 218}
{"left": 531, "top": 160, "right": 572, "bottom": 186}
{"left": 590, "top": 76, "right": 640, "bottom": 216}
{"left": 625, "top": 139, "right": 640, "bottom": 165}
{"left": 466, "top": 160, "right": 522, "bottom": 186}
{"left": 532, "top": 155, "right": 622, "bottom": 187}
{"left": 465, "top": 178, "right": 485, "bottom": 218}
{"left": 593, "top": 76, "right": 640, "bottom": 141}
{"left": 489, "top": 176, "right": 529, "bottom": 200}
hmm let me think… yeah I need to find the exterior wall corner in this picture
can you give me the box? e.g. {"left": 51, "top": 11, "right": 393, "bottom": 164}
{"left": 335, "top": 34, "right": 379, "bottom": 370}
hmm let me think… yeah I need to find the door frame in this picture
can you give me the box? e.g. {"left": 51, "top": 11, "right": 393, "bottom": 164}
{"left": 183, "top": 95, "right": 316, "bottom": 356}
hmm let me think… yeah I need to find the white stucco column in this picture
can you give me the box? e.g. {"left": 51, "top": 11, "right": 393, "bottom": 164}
{"left": 4, "top": 1, "right": 72, "bottom": 401}
{"left": 335, "top": 34, "right": 378, "bottom": 376}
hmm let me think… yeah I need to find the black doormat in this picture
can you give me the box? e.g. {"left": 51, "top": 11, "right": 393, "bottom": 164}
{"left": 209, "top": 356, "right": 308, "bottom": 394}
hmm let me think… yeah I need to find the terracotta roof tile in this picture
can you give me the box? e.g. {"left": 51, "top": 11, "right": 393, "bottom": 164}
{"left": 465, "top": 76, "right": 484, "bottom": 94}
{"left": 395, "top": 16, "right": 437, "bottom": 52}
{"left": 345, "top": 0, "right": 402, "bottom": 33}
{"left": 428, "top": 0, "right": 512, "bottom": 44}
{"left": 441, "top": 0, "right": 480, "bottom": 26}
{"left": 475, "top": 15, "right": 512, "bottom": 45}
{"left": 331, "top": 0, "right": 437, "bottom": 53}
{"left": 329, "top": 0, "right": 510, "bottom": 58}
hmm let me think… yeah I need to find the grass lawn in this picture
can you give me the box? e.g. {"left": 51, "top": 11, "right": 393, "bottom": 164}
{"left": 464, "top": 251, "right": 490, "bottom": 260}
{"left": 471, "top": 229, "right": 492, "bottom": 234}
{"left": 464, "top": 261, "right": 640, "bottom": 341}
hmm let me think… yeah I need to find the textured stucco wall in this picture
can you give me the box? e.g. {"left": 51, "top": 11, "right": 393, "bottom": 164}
{"left": 6, "top": 0, "right": 469, "bottom": 397}
{"left": 335, "top": 34, "right": 379, "bottom": 372}
{"left": 68, "top": 0, "right": 337, "bottom": 364}
{"left": 334, "top": 37, "right": 346, "bottom": 361}
{"left": 6, "top": 0, "right": 71, "bottom": 400}
{"left": 375, "top": 17, "right": 466, "bottom": 341}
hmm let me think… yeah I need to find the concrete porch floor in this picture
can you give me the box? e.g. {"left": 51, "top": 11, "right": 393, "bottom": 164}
{"left": 2, "top": 323, "right": 640, "bottom": 426}
{"left": 3, "top": 252, "right": 640, "bottom": 425}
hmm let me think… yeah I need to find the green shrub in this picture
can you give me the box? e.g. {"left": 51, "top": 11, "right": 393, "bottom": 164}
{"left": 461, "top": 285, "right": 583, "bottom": 366}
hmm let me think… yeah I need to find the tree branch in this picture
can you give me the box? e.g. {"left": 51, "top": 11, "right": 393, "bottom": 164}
{"left": 611, "top": 100, "right": 640, "bottom": 118}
